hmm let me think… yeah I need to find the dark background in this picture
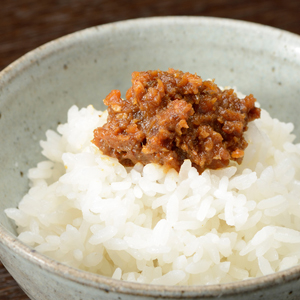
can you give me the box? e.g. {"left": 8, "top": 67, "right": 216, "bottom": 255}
{"left": 1, "top": 0, "right": 300, "bottom": 298}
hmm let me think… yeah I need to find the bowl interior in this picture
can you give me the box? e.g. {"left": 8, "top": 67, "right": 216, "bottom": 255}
{"left": 1, "top": 16, "right": 300, "bottom": 286}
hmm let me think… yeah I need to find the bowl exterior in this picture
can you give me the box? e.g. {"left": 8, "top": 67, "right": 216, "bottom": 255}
{"left": 1, "top": 16, "right": 300, "bottom": 300}
{"left": 1, "top": 241, "right": 300, "bottom": 300}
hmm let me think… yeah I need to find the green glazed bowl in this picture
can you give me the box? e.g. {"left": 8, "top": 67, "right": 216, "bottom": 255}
{"left": 1, "top": 17, "right": 300, "bottom": 300}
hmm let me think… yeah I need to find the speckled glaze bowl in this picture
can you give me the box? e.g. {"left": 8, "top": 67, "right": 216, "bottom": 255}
{"left": 1, "top": 17, "right": 300, "bottom": 300}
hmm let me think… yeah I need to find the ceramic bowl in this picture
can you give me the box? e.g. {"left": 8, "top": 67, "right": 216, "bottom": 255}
{"left": 1, "top": 17, "right": 300, "bottom": 300}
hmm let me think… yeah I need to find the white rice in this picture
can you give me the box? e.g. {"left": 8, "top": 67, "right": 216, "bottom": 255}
{"left": 5, "top": 88, "right": 300, "bottom": 285}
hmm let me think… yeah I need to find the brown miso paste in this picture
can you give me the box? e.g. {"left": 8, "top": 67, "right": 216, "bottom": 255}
{"left": 93, "top": 69, "right": 261, "bottom": 173}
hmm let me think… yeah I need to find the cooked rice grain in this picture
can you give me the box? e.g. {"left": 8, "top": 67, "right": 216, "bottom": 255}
{"left": 5, "top": 92, "right": 300, "bottom": 285}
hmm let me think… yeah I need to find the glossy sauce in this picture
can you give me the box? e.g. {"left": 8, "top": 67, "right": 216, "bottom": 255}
{"left": 93, "top": 69, "right": 260, "bottom": 173}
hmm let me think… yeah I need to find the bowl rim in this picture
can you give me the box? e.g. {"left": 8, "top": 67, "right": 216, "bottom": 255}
{"left": 1, "top": 15, "right": 300, "bottom": 298}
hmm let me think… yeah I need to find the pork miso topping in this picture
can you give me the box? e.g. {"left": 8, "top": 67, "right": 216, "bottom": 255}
{"left": 93, "top": 69, "right": 261, "bottom": 173}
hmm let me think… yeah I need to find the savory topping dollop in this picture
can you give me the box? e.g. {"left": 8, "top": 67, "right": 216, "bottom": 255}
{"left": 93, "top": 69, "right": 260, "bottom": 173}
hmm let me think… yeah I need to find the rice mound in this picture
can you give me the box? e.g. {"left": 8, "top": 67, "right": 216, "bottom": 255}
{"left": 5, "top": 89, "right": 300, "bottom": 286}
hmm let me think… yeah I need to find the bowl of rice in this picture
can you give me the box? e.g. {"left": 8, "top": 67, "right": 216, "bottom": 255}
{"left": 1, "top": 16, "right": 300, "bottom": 300}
